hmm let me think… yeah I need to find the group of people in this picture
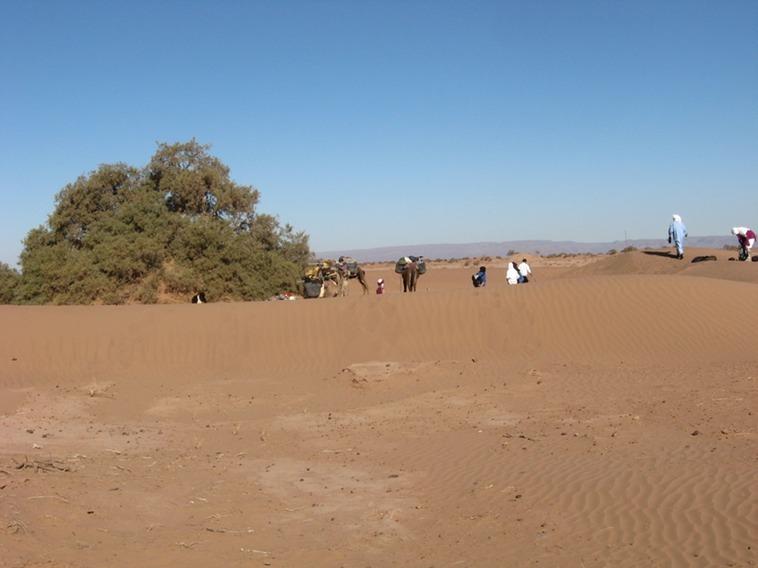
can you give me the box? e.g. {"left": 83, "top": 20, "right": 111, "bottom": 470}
{"left": 472, "top": 258, "right": 532, "bottom": 287}
{"left": 508, "top": 259, "right": 532, "bottom": 285}
{"left": 361, "top": 217, "right": 758, "bottom": 299}
{"left": 667, "top": 214, "right": 755, "bottom": 261}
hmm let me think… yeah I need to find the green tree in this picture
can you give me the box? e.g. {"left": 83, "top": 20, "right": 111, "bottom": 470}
{"left": 147, "top": 139, "right": 258, "bottom": 226}
{"left": 16, "top": 140, "right": 310, "bottom": 304}
{"left": 49, "top": 163, "right": 139, "bottom": 247}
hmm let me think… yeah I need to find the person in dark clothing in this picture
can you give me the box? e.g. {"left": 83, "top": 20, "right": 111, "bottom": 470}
{"left": 472, "top": 266, "right": 487, "bottom": 288}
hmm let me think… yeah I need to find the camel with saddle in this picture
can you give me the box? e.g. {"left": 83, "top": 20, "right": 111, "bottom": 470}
{"left": 302, "top": 257, "right": 368, "bottom": 298}
{"left": 395, "top": 256, "right": 426, "bottom": 292}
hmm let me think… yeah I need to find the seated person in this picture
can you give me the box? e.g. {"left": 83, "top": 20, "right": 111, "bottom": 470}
{"left": 506, "top": 262, "right": 520, "bottom": 285}
{"left": 517, "top": 258, "right": 532, "bottom": 283}
{"left": 472, "top": 266, "right": 487, "bottom": 287}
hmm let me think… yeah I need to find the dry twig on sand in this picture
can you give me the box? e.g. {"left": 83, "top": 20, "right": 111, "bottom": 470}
{"left": 7, "top": 520, "right": 27, "bottom": 534}
{"left": 27, "top": 494, "right": 70, "bottom": 503}
{"left": 13, "top": 457, "right": 71, "bottom": 473}
{"left": 176, "top": 541, "right": 201, "bottom": 549}
{"left": 205, "top": 527, "right": 255, "bottom": 534}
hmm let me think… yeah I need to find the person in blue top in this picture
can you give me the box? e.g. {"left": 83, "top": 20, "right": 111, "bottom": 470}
{"left": 472, "top": 266, "right": 487, "bottom": 287}
{"left": 668, "top": 214, "right": 688, "bottom": 260}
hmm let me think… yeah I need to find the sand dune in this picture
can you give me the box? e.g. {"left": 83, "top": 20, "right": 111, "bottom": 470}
{"left": 564, "top": 247, "right": 758, "bottom": 283}
{"left": 1, "top": 250, "right": 756, "bottom": 566}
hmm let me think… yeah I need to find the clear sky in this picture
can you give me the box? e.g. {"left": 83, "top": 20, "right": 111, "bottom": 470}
{"left": 1, "top": 0, "right": 756, "bottom": 265}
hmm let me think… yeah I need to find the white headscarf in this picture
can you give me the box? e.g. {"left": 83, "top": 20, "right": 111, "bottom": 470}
{"left": 672, "top": 214, "right": 682, "bottom": 223}
{"left": 506, "top": 262, "right": 520, "bottom": 284}
{"left": 732, "top": 227, "right": 748, "bottom": 236}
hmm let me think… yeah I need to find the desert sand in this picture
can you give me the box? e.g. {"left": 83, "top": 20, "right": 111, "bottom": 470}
{"left": 1, "top": 249, "right": 756, "bottom": 567}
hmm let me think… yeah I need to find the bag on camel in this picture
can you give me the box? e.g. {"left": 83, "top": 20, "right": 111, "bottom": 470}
{"left": 394, "top": 256, "right": 426, "bottom": 275}
{"left": 340, "top": 256, "right": 360, "bottom": 278}
{"left": 304, "top": 265, "right": 321, "bottom": 280}
{"left": 302, "top": 279, "right": 323, "bottom": 298}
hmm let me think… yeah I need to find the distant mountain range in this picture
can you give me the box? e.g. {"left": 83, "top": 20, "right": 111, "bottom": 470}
{"left": 317, "top": 236, "right": 734, "bottom": 262}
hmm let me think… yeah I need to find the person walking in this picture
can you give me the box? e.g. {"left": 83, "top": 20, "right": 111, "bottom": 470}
{"left": 732, "top": 227, "right": 756, "bottom": 261}
{"left": 376, "top": 278, "right": 385, "bottom": 295}
{"left": 668, "top": 214, "right": 688, "bottom": 260}
{"left": 517, "top": 258, "right": 532, "bottom": 283}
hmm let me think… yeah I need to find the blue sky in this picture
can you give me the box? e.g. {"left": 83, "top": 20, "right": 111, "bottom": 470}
{"left": 1, "top": 0, "right": 756, "bottom": 265}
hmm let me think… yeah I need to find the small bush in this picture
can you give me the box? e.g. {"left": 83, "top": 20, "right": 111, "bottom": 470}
{"left": 134, "top": 275, "right": 160, "bottom": 304}
{"left": 607, "top": 249, "right": 618, "bottom": 255}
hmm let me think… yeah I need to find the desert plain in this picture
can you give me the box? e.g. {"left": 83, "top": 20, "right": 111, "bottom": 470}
{"left": 1, "top": 248, "right": 756, "bottom": 567}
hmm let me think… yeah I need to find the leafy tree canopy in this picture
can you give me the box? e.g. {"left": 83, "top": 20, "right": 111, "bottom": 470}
{"left": 8, "top": 140, "right": 310, "bottom": 304}
{"left": 0, "top": 263, "right": 20, "bottom": 304}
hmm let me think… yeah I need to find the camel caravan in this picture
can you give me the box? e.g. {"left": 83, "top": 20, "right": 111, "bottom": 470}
{"left": 302, "top": 255, "right": 426, "bottom": 298}
{"left": 302, "top": 257, "right": 369, "bottom": 298}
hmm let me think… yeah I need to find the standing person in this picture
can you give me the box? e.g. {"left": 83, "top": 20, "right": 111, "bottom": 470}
{"left": 517, "top": 258, "right": 532, "bottom": 283}
{"left": 732, "top": 227, "right": 756, "bottom": 261}
{"left": 376, "top": 278, "right": 385, "bottom": 295}
{"left": 668, "top": 214, "right": 688, "bottom": 260}
{"left": 506, "top": 262, "right": 520, "bottom": 285}
{"left": 472, "top": 266, "right": 487, "bottom": 287}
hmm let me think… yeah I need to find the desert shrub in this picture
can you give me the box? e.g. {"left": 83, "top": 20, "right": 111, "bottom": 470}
{"left": 162, "top": 261, "right": 200, "bottom": 295}
{"left": 621, "top": 246, "right": 638, "bottom": 253}
{"left": 607, "top": 249, "right": 618, "bottom": 255}
{"left": 134, "top": 274, "right": 160, "bottom": 304}
{"left": 15, "top": 140, "right": 310, "bottom": 304}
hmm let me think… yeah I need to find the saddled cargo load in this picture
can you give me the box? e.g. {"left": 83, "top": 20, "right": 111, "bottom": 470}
{"left": 304, "top": 260, "right": 338, "bottom": 280}
{"left": 302, "top": 280, "right": 323, "bottom": 299}
{"left": 339, "top": 256, "right": 360, "bottom": 278}
{"left": 394, "top": 256, "right": 426, "bottom": 274}
{"left": 304, "top": 265, "right": 322, "bottom": 281}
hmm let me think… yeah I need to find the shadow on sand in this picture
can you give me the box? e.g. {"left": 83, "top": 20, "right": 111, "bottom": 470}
{"left": 642, "top": 250, "right": 678, "bottom": 259}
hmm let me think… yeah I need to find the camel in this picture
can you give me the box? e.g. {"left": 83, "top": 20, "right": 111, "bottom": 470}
{"left": 347, "top": 265, "right": 369, "bottom": 295}
{"left": 400, "top": 261, "right": 419, "bottom": 292}
{"left": 320, "top": 265, "right": 344, "bottom": 298}
{"left": 303, "top": 258, "right": 370, "bottom": 299}
{"left": 395, "top": 256, "right": 425, "bottom": 292}
{"left": 336, "top": 257, "right": 369, "bottom": 296}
